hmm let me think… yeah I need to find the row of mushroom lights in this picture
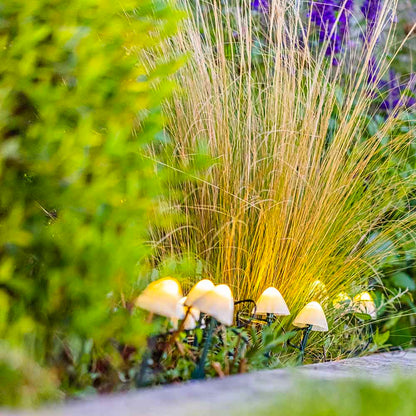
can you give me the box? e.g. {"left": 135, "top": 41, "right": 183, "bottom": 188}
{"left": 137, "top": 277, "right": 376, "bottom": 329}
{"left": 136, "top": 277, "right": 377, "bottom": 380}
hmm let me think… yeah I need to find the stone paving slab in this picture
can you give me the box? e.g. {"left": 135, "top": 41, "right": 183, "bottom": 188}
{"left": 3, "top": 349, "right": 416, "bottom": 416}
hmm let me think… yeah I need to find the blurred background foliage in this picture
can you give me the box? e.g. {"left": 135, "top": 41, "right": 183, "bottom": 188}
{"left": 0, "top": 0, "right": 183, "bottom": 404}
{"left": 236, "top": 375, "right": 416, "bottom": 416}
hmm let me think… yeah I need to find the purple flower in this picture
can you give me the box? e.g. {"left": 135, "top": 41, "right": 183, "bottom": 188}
{"left": 338, "top": 0, "right": 354, "bottom": 40}
{"left": 309, "top": 1, "right": 337, "bottom": 31}
{"left": 309, "top": 0, "right": 342, "bottom": 56}
{"left": 361, "top": 0, "right": 383, "bottom": 41}
{"left": 308, "top": 0, "right": 354, "bottom": 59}
{"left": 368, "top": 56, "right": 379, "bottom": 84}
{"left": 378, "top": 70, "right": 416, "bottom": 112}
{"left": 251, "top": 0, "right": 269, "bottom": 12}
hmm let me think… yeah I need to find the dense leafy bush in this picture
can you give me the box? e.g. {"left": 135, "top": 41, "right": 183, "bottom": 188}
{"left": 0, "top": 0, "right": 181, "bottom": 399}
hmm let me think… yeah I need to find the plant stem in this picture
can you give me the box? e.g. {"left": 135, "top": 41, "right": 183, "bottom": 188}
{"left": 192, "top": 317, "right": 216, "bottom": 380}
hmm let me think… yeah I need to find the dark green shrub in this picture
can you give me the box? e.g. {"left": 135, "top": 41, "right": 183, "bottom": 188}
{"left": 0, "top": 0, "right": 182, "bottom": 398}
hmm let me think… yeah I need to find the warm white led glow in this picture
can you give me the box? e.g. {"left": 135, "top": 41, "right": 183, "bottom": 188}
{"left": 311, "top": 280, "right": 327, "bottom": 294}
{"left": 353, "top": 291, "right": 376, "bottom": 319}
{"left": 185, "top": 279, "right": 215, "bottom": 306}
{"left": 192, "top": 284, "right": 234, "bottom": 326}
{"left": 333, "top": 292, "right": 352, "bottom": 309}
{"left": 214, "top": 284, "right": 233, "bottom": 298}
{"left": 255, "top": 287, "right": 290, "bottom": 315}
{"left": 136, "top": 277, "right": 184, "bottom": 319}
{"left": 293, "top": 301, "right": 328, "bottom": 332}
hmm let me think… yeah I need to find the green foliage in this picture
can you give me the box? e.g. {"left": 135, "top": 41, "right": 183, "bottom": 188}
{"left": 0, "top": 343, "right": 61, "bottom": 408}
{"left": 391, "top": 272, "right": 416, "bottom": 291}
{"left": 244, "top": 323, "right": 296, "bottom": 370}
{"left": 0, "top": 0, "right": 182, "bottom": 398}
{"left": 0, "top": 0, "right": 415, "bottom": 406}
{"left": 237, "top": 376, "right": 416, "bottom": 416}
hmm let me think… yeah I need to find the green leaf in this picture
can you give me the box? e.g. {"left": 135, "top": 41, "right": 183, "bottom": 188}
{"left": 391, "top": 272, "right": 416, "bottom": 291}
{"left": 373, "top": 330, "right": 390, "bottom": 346}
{"left": 354, "top": 312, "right": 372, "bottom": 321}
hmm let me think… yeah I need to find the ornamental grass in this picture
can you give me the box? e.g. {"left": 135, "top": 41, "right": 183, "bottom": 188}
{"left": 149, "top": 0, "right": 416, "bottom": 326}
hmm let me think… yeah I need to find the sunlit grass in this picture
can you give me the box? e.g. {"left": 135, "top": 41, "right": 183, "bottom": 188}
{"left": 150, "top": 0, "right": 416, "bottom": 328}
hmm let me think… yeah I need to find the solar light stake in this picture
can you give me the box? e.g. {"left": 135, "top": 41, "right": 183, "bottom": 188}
{"left": 298, "top": 324, "right": 313, "bottom": 364}
{"left": 136, "top": 334, "right": 158, "bottom": 387}
{"left": 291, "top": 302, "right": 328, "bottom": 364}
{"left": 266, "top": 313, "right": 274, "bottom": 326}
{"left": 192, "top": 317, "right": 216, "bottom": 379}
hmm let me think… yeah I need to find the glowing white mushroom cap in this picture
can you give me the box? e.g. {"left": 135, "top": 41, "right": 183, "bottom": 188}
{"left": 192, "top": 284, "right": 234, "bottom": 326}
{"left": 293, "top": 301, "right": 328, "bottom": 332}
{"left": 172, "top": 297, "right": 200, "bottom": 330}
{"left": 255, "top": 287, "right": 290, "bottom": 315}
{"left": 353, "top": 292, "right": 377, "bottom": 319}
{"left": 136, "top": 277, "right": 184, "bottom": 319}
{"left": 333, "top": 292, "right": 352, "bottom": 310}
{"left": 184, "top": 279, "right": 215, "bottom": 307}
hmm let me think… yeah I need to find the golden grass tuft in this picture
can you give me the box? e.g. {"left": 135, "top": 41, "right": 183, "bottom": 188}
{"left": 150, "top": 0, "right": 416, "bottom": 318}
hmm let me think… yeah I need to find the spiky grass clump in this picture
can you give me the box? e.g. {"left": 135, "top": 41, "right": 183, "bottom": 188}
{"left": 152, "top": 0, "right": 416, "bottom": 323}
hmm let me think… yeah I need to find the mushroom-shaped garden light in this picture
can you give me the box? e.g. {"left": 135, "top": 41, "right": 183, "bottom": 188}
{"left": 292, "top": 301, "right": 328, "bottom": 363}
{"left": 135, "top": 277, "right": 184, "bottom": 387}
{"left": 351, "top": 292, "right": 377, "bottom": 354}
{"left": 173, "top": 297, "right": 200, "bottom": 331}
{"left": 192, "top": 284, "right": 234, "bottom": 326}
{"left": 333, "top": 292, "right": 352, "bottom": 310}
{"left": 255, "top": 287, "right": 290, "bottom": 325}
{"left": 171, "top": 279, "right": 214, "bottom": 336}
{"left": 310, "top": 280, "right": 328, "bottom": 301}
{"left": 136, "top": 277, "right": 184, "bottom": 319}
{"left": 293, "top": 301, "right": 328, "bottom": 331}
{"left": 184, "top": 279, "right": 215, "bottom": 307}
{"left": 191, "top": 284, "right": 234, "bottom": 379}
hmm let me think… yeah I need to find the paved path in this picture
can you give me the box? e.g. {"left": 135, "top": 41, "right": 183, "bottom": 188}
{"left": 4, "top": 349, "right": 416, "bottom": 416}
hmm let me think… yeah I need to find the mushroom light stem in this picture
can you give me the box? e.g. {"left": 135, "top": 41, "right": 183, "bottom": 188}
{"left": 191, "top": 317, "right": 216, "bottom": 380}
